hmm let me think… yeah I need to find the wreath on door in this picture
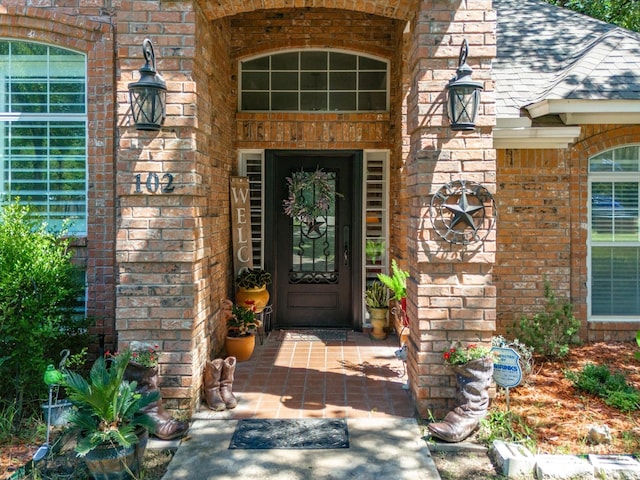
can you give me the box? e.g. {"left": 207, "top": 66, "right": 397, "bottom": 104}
{"left": 282, "top": 168, "right": 342, "bottom": 225}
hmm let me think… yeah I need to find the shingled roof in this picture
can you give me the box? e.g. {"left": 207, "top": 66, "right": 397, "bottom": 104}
{"left": 494, "top": 0, "right": 640, "bottom": 119}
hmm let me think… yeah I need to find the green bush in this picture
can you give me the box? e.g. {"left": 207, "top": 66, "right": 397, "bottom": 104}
{"left": 0, "top": 201, "right": 92, "bottom": 428}
{"left": 566, "top": 363, "right": 640, "bottom": 413}
{"left": 508, "top": 279, "right": 580, "bottom": 358}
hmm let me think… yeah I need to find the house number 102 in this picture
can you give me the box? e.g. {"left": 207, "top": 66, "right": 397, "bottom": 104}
{"left": 135, "top": 173, "right": 175, "bottom": 193}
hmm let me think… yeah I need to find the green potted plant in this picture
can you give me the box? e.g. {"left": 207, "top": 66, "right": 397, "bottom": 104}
{"left": 365, "top": 280, "right": 389, "bottom": 340}
{"left": 225, "top": 303, "right": 260, "bottom": 362}
{"left": 378, "top": 259, "right": 410, "bottom": 342}
{"left": 61, "top": 349, "right": 159, "bottom": 479}
{"left": 235, "top": 268, "right": 272, "bottom": 313}
{"left": 365, "top": 239, "right": 386, "bottom": 264}
{"left": 377, "top": 259, "right": 409, "bottom": 302}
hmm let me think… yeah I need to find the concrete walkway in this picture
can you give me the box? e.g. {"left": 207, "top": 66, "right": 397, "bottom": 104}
{"left": 161, "top": 415, "right": 441, "bottom": 480}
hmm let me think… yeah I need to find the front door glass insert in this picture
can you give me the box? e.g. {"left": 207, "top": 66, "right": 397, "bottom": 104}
{"left": 290, "top": 172, "right": 338, "bottom": 284}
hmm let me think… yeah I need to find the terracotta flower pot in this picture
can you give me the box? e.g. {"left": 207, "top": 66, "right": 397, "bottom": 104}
{"left": 235, "top": 285, "right": 269, "bottom": 313}
{"left": 225, "top": 334, "right": 256, "bottom": 362}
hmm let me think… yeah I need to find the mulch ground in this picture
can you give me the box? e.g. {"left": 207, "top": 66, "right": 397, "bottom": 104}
{"left": 2, "top": 341, "right": 639, "bottom": 478}
{"left": 491, "top": 341, "right": 640, "bottom": 454}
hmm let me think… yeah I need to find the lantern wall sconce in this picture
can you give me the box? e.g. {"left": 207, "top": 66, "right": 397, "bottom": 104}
{"left": 446, "top": 39, "right": 483, "bottom": 131}
{"left": 128, "top": 39, "right": 166, "bottom": 131}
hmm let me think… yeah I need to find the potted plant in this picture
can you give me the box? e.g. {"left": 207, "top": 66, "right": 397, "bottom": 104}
{"left": 365, "top": 280, "right": 389, "bottom": 340}
{"left": 61, "top": 349, "right": 159, "bottom": 479}
{"left": 377, "top": 259, "right": 409, "bottom": 302}
{"left": 365, "top": 239, "right": 386, "bottom": 265}
{"left": 377, "top": 259, "right": 410, "bottom": 341}
{"left": 225, "top": 303, "right": 260, "bottom": 362}
{"left": 235, "top": 267, "right": 272, "bottom": 313}
{"left": 428, "top": 342, "right": 496, "bottom": 443}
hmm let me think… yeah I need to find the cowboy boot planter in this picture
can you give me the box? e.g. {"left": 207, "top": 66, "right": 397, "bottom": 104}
{"left": 220, "top": 356, "right": 238, "bottom": 409}
{"left": 124, "top": 361, "right": 189, "bottom": 440}
{"left": 428, "top": 357, "right": 494, "bottom": 443}
{"left": 203, "top": 359, "right": 226, "bottom": 411}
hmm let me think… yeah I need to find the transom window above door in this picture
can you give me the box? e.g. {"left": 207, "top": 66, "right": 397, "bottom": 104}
{"left": 239, "top": 50, "right": 388, "bottom": 112}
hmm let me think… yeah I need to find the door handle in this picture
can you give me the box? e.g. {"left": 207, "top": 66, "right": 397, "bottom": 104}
{"left": 343, "top": 225, "right": 350, "bottom": 266}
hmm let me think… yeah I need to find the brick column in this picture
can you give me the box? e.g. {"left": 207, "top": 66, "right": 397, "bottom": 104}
{"left": 115, "top": 3, "right": 234, "bottom": 411}
{"left": 406, "top": 0, "right": 497, "bottom": 418}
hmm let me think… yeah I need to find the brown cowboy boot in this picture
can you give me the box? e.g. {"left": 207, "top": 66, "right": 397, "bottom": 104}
{"left": 220, "top": 357, "right": 238, "bottom": 409}
{"left": 203, "top": 359, "right": 226, "bottom": 411}
{"left": 428, "top": 357, "right": 494, "bottom": 443}
{"left": 124, "top": 361, "right": 189, "bottom": 440}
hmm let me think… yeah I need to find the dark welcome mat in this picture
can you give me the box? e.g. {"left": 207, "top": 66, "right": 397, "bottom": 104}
{"left": 277, "top": 329, "right": 348, "bottom": 342}
{"left": 229, "top": 419, "right": 349, "bottom": 450}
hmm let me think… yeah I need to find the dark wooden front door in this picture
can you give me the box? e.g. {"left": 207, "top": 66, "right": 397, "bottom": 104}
{"left": 265, "top": 150, "right": 362, "bottom": 329}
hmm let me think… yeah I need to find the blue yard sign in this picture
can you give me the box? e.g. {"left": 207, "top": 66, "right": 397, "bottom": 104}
{"left": 491, "top": 347, "right": 522, "bottom": 388}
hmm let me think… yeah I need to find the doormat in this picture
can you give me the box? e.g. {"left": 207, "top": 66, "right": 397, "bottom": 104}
{"left": 229, "top": 419, "right": 349, "bottom": 450}
{"left": 277, "top": 329, "right": 348, "bottom": 342}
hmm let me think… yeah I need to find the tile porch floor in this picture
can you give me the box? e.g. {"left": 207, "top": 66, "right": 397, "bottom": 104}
{"left": 214, "top": 330, "right": 415, "bottom": 420}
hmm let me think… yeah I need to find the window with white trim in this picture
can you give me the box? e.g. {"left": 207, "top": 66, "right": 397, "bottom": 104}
{"left": 589, "top": 145, "right": 640, "bottom": 319}
{"left": 240, "top": 50, "right": 389, "bottom": 112}
{"left": 0, "top": 40, "right": 87, "bottom": 235}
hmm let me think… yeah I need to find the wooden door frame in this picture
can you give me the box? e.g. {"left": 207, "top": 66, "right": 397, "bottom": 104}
{"left": 264, "top": 149, "right": 364, "bottom": 331}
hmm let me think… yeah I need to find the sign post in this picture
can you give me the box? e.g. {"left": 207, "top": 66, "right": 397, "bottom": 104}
{"left": 230, "top": 177, "right": 253, "bottom": 276}
{"left": 490, "top": 347, "right": 523, "bottom": 410}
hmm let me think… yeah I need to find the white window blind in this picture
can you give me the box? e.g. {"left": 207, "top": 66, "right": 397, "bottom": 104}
{"left": 589, "top": 146, "right": 640, "bottom": 319}
{"left": 239, "top": 151, "right": 265, "bottom": 268}
{"left": 0, "top": 40, "right": 87, "bottom": 235}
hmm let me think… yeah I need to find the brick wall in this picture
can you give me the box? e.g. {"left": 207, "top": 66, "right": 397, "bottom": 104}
{"left": 230, "top": 9, "right": 403, "bottom": 152}
{"left": 115, "top": 1, "right": 237, "bottom": 411}
{"left": 496, "top": 124, "right": 640, "bottom": 343}
{"left": 406, "top": 0, "right": 497, "bottom": 418}
{"left": 0, "top": 4, "right": 118, "bottom": 355}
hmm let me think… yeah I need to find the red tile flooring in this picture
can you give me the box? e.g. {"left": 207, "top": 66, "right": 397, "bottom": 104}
{"left": 227, "top": 330, "right": 415, "bottom": 420}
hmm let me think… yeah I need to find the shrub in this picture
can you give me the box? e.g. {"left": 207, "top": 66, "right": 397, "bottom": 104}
{"left": 566, "top": 363, "right": 640, "bottom": 413}
{"left": 508, "top": 279, "right": 580, "bottom": 358}
{"left": 0, "top": 201, "right": 92, "bottom": 427}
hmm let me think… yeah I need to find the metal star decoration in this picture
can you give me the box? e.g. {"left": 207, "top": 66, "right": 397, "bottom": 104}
{"left": 444, "top": 189, "right": 484, "bottom": 232}
{"left": 429, "top": 179, "right": 496, "bottom": 245}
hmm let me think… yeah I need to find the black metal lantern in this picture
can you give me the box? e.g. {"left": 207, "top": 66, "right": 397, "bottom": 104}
{"left": 446, "top": 39, "right": 483, "bottom": 131}
{"left": 128, "top": 39, "right": 166, "bottom": 131}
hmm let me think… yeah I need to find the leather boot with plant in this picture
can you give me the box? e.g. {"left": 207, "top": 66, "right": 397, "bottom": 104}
{"left": 124, "top": 361, "right": 189, "bottom": 440}
{"left": 428, "top": 357, "right": 494, "bottom": 443}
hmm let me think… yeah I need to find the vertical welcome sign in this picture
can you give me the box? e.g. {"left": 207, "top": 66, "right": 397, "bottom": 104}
{"left": 230, "top": 177, "right": 253, "bottom": 276}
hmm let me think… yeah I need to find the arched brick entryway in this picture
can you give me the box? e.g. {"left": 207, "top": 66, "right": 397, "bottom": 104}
{"left": 197, "top": 0, "right": 417, "bottom": 21}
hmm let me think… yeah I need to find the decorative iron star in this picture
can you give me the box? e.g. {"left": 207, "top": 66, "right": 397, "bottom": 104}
{"left": 306, "top": 220, "right": 325, "bottom": 236}
{"left": 444, "top": 190, "right": 484, "bottom": 232}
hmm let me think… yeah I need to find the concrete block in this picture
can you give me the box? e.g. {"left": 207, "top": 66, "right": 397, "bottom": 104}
{"left": 491, "top": 440, "right": 536, "bottom": 478}
{"left": 535, "top": 455, "right": 594, "bottom": 479}
{"left": 588, "top": 454, "right": 640, "bottom": 480}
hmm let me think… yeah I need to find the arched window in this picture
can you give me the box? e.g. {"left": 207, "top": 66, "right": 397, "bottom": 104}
{"left": 0, "top": 40, "right": 87, "bottom": 234}
{"left": 240, "top": 50, "right": 388, "bottom": 112}
{"left": 589, "top": 145, "right": 640, "bottom": 319}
